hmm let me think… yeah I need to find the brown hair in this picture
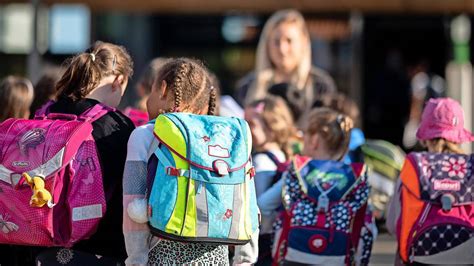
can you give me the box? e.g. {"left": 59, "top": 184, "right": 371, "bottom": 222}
{"left": 305, "top": 107, "right": 354, "bottom": 159}
{"left": 248, "top": 95, "right": 298, "bottom": 158}
{"left": 137, "top": 57, "right": 169, "bottom": 95}
{"left": 155, "top": 58, "right": 217, "bottom": 115}
{"left": 423, "top": 138, "right": 464, "bottom": 154}
{"left": 56, "top": 41, "right": 133, "bottom": 101}
{"left": 30, "top": 66, "right": 65, "bottom": 116}
{"left": 0, "top": 76, "right": 34, "bottom": 122}
{"left": 314, "top": 92, "right": 360, "bottom": 127}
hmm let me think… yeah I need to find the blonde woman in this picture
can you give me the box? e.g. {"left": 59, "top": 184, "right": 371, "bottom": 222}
{"left": 238, "top": 9, "right": 337, "bottom": 123}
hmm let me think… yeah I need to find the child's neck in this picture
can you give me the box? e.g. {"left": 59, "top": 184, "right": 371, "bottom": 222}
{"left": 310, "top": 149, "right": 338, "bottom": 161}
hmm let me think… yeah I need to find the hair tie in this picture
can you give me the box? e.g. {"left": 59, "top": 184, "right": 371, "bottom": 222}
{"left": 255, "top": 102, "right": 265, "bottom": 114}
{"left": 89, "top": 53, "right": 96, "bottom": 62}
{"left": 111, "top": 55, "right": 117, "bottom": 71}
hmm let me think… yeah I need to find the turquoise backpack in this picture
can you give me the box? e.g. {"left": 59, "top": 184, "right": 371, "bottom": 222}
{"left": 146, "top": 113, "right": 259, "bottom": 244}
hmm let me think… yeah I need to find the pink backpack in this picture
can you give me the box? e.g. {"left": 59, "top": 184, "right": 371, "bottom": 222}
{"left": 0, "top": 102, "right": 111, "bottom": 247}
{"left": 397, "top": 152, "right": 474, "bottom": 264}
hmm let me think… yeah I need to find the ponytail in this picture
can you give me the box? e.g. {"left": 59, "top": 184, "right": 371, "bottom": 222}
{"left": 56, "top": 41, "right": 133, "bottom": 101}
{"left": 306, "top": 107, "right": 354, "bottom": 159}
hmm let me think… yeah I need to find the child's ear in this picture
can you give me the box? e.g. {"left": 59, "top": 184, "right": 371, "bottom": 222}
{"left": 310, "top": 133, "right": 320, "bottom": 151}
{"left": 160, "top": 80, "right": 168, "bottom": 99}
{"left": 112, "top": 75, "right": 125, "bottom": 91}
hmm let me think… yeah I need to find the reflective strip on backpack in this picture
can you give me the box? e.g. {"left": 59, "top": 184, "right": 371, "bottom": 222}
{"left": 182, "top": 178, "right": 197, "bottom": 237}
{"left": 228, "top": 183, "right": 242, "bottom": 239}
{"left": 195, "top": 182, "right": 209, "bottom": 237}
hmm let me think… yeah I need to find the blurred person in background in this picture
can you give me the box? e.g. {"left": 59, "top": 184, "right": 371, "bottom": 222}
{"left": 237, "top": 9, "right": 336, "bottom": 124}
{"left": 0, "top": 76, "right": 34, "bottom": 122}
{"left": 29, "top": 65, "right": 65, "bottom": 117}
{"left": 243, "top": 95, "right": 298, "bottom": 265}
{"left": 402, "top": 59, "right": 446, "bottom": 150}
{"left": 123, "top": 58, "right": 168, "bottom": 126}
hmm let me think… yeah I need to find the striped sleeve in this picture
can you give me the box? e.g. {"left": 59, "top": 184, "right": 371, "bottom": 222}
{"left": 123, "top": 124, "right": 154, "bottom": 266}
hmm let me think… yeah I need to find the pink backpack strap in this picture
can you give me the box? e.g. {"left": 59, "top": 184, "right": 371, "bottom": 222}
{"left": 80, "top": 103, "right": 115, "bottom": 123}
{"left": 34, "top": 100, "right": 55, "bottom": 118}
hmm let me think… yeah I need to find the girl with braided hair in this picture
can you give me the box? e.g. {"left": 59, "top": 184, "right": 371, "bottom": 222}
{"left": 123, "top": 58, "right": 256, "bottom": 265}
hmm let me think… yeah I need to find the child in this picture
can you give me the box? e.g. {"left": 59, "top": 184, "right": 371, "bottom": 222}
{"left": 0, "top": 76, "right": 34, "bottom": 122}
{"left": 243, "top": 95, "right": 297, "bottom": 265}
{"left": 123, "top": 58, "right": 168, "bottom": 126}
{"left": 29, "top": 65, "right": 64, "bottom": 116}
{"left": 386, "top": 98, "right": 474, "bottom": 265}
{"left": 262, "top": 107, "right": 373, "bottom": 265}
{"left": 35, "top": 41, "right": 135, "bottom": 264}
{"left": 123, "top": 58, "right": 257, "bottom": 265}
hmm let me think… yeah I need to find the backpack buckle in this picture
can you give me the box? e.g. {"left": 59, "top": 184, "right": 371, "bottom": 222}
{"left": 248, "top": 167, "right": 256, "bottom": 178}
{"left": 213, "top": 160, "right": 229, "bottom": 176}
{"left": 166, "top": 167, "right": 180, "bottom": 176}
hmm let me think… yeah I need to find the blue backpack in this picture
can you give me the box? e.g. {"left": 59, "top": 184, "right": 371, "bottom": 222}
{"left": 146, "top": 113, "right": 259, "bottom": 244}
{"left": 272, "top": 155, "right": 373, "bottom": 265}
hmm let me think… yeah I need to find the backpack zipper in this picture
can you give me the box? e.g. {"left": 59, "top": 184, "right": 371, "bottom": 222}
{"left": 408, "top": 203, "right": 431, "bottom": 263}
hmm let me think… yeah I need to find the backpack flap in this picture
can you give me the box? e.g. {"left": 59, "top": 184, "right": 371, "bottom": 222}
{"left": 407, "top": 152, "right": 473, "bottom": 206}
{"left": 154, "top": 113, "right": 251, "bottom": 184}
{"left": 0, "top": 118, "right": 93, "bottom": 187}
{"left": 293, "top": 157, "right": 359, "bottom": 205}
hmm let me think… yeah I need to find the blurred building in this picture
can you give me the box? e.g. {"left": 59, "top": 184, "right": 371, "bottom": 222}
{"left": 0, "top": 0, "right": 473, "bottom": 145}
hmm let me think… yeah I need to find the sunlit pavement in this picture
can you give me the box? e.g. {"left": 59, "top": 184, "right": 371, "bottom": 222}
{"left": 370, "top": 233, "right": 397, "bottom": 266}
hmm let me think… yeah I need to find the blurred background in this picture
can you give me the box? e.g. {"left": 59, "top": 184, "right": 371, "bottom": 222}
{"left": 0, "top": 0, "right": 473, "bottom": 148}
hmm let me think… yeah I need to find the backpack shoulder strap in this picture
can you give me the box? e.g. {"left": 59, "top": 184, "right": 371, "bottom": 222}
{"left": 261, "top": 151, "right": 282, "bottom": 166}
{"left": 80, "top": 103, "right": 115, "bottom": 123}
{"left": 34, "top": 100, "right": 55, "bottom": 118}
{"left": 350, "top": 162, "right": 366, "bottom": 179}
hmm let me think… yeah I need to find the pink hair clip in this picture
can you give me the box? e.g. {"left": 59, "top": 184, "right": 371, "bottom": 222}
{"left": 254, "top": 102, "right": 265, "bottom": 114}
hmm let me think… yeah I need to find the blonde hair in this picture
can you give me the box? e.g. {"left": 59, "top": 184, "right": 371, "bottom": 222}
{"left": 0, "top": 76, "right": 34, "bottom": 121}
{"left": 56, "top": 41, "right": 133, "bottom": 101}
{"left": 423, "top": 138, "right": 464, "bottom": 154}
{"left": 245, "top": 9, "right": 311, "bottom": 105}
{"left": 248, "top": 95, "right": 298, "bottom": 158}
{"left": 305, "top": 107, "right": 354, "bottom": 159}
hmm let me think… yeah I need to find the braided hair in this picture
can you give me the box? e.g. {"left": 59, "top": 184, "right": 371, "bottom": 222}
{"left": 155, "top": 58, "right": 217, "bottom": 115}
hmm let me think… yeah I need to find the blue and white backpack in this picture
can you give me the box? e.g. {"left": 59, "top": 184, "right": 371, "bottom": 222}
{"left": 145, "top": 113, "right": 259, "bottom": 244}
{"left": 272, "top": 155, "right": 374, "bottom": 265}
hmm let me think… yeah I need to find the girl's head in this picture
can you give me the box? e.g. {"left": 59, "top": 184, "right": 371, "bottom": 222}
{"left": 30, "top": 66, "right": 64, "bottom": 116}
{"left": 146, "top": 58, "right": 217, "bottom": 119}
{"left": 0, "top": 76, "right": 34, "bottom": 121}
{"left": 135, "top": 58, "right": 168, "bottom": 111}
{"left": 417, "top": 98, "right": 473, "bottom": 154}
{"left": 56, "top": 41, "right": 133, "bottom": 107}
{"left": 303, "top": 107, "right": 353, "bottom": 160}
{"left": 245, "top": 95, "right": 297, "bottom": 158}
{"left": 257, "top": 9, "right": 310, "bottom": 78}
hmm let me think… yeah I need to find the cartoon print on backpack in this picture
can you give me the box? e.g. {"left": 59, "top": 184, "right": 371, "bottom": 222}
{"left": 0, "top": 213, "right": 19, "bottom": 234}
